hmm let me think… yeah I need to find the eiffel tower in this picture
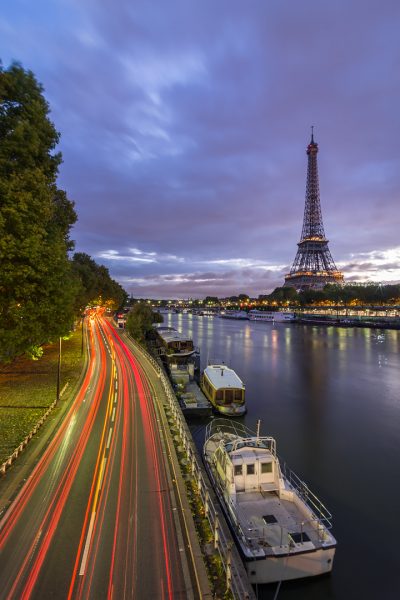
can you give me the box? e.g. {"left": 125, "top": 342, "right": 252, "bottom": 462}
{"left": 284, "top": 129, "right": 344, "bottom": 290}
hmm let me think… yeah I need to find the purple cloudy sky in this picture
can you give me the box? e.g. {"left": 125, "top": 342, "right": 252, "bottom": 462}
{"left": 2, "top": 0, "right": 400, "bottom": 298}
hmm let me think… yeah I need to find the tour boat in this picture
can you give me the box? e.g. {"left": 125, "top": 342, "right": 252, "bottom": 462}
{"left": 248, "top": 310, "right": 296, "bottom": 322}
{"left": 203, "top": 419, "right": 336, "bottom": 584}
{"left": 219, "top": 310, "right": 249, "bottom": 320}
{"left": 200, "top": 365, "right": 246, "bottom": 416}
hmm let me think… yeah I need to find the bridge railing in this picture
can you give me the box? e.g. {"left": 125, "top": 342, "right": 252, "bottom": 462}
{"left": 126, "top": 334, "right": 255, "bottom": 600}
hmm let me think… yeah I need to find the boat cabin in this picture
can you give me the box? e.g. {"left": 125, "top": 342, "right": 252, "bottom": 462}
{"left": 201, "top": 365, "right": 245, "bottom": 410}
{"left": 214, "top": 438, "right": 280, "bottom": 495}
{"left": 156, "top": 327, "right": 197, "bottom": 383}
{"left": 156, "top": 327, "right": 195, "bottom": 357}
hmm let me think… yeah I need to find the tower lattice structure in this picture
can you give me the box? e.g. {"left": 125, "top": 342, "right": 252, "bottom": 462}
{"left": 284, "top": 130, "right": 344, "bottom": 290}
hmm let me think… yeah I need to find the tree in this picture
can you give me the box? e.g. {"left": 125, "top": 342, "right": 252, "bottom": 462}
{"left": 0, "top": 62, "right": 77, "bottom": 362}
{"left": 204, "top": 296, "right": 219, "bottom": 305}
{"left": 298, "top": 289, "right": 326, "bottom": 306}
{"left": 268, "top": 287, "right": 299, "bottom": 304}
{"left": 126, "top": 304, "right": 162, "bottom": 343}
{"left": 71, "top": 252, "right": 127, "bottom": 312}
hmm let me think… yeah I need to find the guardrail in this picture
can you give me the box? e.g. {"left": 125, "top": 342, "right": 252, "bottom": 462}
{"left": 125, "top": 334, "right": 255, "bottom": 600}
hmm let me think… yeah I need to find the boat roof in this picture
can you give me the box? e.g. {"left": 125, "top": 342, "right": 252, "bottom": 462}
{"left": 204, "top": 365, "right": 244, "bottom": 389}
{"left": 157, "top": 328, "right": 193, "bottom": 345}
{"left": 230, "top": 446, "right": 273, "bottom": 462}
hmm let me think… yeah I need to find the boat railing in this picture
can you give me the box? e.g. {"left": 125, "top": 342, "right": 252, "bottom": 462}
{"left": 205, "top": 418, "right": 257, "bottom": 441}
{"left": 224, "top": 484, "right": 331, "bottom": 550}
{"left": 280, "top": 460, "right": 333, "bottom": 533}
{"left": 204, "top": 420, "right": 333, "bottom": 545}
{"left": 204, "top": 418, "right": 276, "bottom": 456}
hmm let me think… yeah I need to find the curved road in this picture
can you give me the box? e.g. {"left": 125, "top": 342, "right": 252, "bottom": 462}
{"left": 0, "top": 316, "right": 189, "bottom": 599}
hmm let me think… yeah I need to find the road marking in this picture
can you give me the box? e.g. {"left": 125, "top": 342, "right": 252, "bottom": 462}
{"left": 79, "top": 512, "right": 96, "bottom": 576}
{"left": 106, "top": 428, "right": 113, "bottom": 449}
{"left": 114, "top": 393, "right": 118, "bottom": 403}
{"left": 115, "top": 381, "right": 118, "bottom": 390}
{"left": 111, "top": 407, "right": 116, "bottom": 422}
{"left": 99, "top": 457, "right": 107, "bottom": 489}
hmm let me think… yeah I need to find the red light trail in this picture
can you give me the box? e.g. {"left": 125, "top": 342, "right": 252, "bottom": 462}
{"left": 0, "top": 315, "right": 186, "bottom": 599}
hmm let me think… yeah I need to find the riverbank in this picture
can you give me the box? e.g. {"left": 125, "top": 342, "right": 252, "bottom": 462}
{"left": 296, "top": 314, "right": 400, "bottom": 329}
{"left": 0, "top": 326, "right": 84, "bottom": 463}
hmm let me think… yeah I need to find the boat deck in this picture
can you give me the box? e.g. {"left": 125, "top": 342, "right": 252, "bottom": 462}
{"left": 233, "top": 490, "right": 325, "bottom": 555}
{"left": 180, "top": 382, "right": 212, "bottom": 416}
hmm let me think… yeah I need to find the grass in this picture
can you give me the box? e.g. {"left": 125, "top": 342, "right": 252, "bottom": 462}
{"left": 0, "top": 325, "right": 84, "bottom": 463}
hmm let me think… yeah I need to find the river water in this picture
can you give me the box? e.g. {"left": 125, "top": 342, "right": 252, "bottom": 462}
{"left": 165, "top": 313, "right": 400, "bottom": 600}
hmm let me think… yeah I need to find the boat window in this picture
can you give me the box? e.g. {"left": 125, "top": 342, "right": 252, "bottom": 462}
{"left": 261, "top": 462, "right": 272, "bottom": 474}
{"left": 216, "top": 390, "right": 223, "bottom": 403}
{"left": 234, "top": 389, "right": 242, "bottom": 401}
{"left": 234, "top": 464, "right": 242, "bottom": 476}
{"left": 224, "top": 389, "right": 233, "bottom": 404}
{"left": 246, "top": 464, "right": 255, "bottom": 475}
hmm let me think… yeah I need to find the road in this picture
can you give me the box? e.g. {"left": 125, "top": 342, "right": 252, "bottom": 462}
{"left": 0, "top": 316, "right": 190, "bottom": 599}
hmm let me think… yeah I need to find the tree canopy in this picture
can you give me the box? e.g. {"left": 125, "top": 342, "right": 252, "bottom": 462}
{"left": 126, "top": 304, "right": 163, "bottom": 343}
{"left": 0, "top": 62, "right": 78, "bottom": 361}
{"left": 263, "top": 283, "right": 400, "bottom": 307}
{"left": 0, "top": 62, "right": 127, "bottom": 363}
{"left": 72, "top": 252, "right": 127, "bottom": 312}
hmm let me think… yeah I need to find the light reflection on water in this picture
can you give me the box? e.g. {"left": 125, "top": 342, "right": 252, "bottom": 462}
{"left": 166, "top": 313, "right": 400, "bottom": 599}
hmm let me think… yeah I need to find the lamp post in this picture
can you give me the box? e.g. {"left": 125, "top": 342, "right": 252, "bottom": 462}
{"left": 56, "top": 336, "right": 62, "bottom": 402}
{"left": 81, "top": 314, "right": 85, "bottom": 356}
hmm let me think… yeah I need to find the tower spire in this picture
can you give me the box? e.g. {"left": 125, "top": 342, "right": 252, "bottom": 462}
{"left": 284, "top": 132, "right": 344, "bottom": 290}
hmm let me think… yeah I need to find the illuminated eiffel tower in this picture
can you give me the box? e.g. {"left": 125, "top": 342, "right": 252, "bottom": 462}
{"left": 284, "top": 129, "right": 344, "bottom": 290}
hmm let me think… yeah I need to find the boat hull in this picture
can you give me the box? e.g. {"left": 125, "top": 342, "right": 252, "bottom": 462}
{"left": 245, "top": 546, "right": 335, "bottom": 584}
{"left": 213, "top": 404, "right": 246, "bottom": 416}
{"left": 180, "top": 404, "right": 212, "bottom": 418}
{"left": 248, "top": 310, "right": 296, "bottom": 322}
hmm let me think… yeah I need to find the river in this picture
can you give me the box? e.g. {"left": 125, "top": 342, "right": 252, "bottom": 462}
{"left": 165, "top": 313, "right": 400, "bottom": 600}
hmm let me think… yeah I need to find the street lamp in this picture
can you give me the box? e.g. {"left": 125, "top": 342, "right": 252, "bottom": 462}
{"left": 56, "top": 336, "right": 62, "bottom": 402}
{"left": 81, "top": 314, "right": 85, "bottom": 356}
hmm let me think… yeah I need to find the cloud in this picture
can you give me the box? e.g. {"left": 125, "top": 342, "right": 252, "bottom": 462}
{"left": 203, "top": 258, "right": 286, "bottom": 271}
{"left": 119, "top": 265, "right": 288, "bottom": 298}
{"left": 339, "top": 247, "right": 400, "bottom": 282}
{"left": 96, "top": 247, "right": 185, "bottom": 265}
{"left": 2, "top": 0, "right": 400, "bottom": 297}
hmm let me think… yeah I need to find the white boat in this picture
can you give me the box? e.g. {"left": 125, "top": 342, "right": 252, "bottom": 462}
{"left": 248, "top": 310, "right": 296, "bottom": 322}
{"left": 219, "top": 310, "right": 249, "bottom": 320}
{"left": 201, "top": 365, "right": 246, "bottom": 416}
{"left": 203, "top": 420, "right": 336, "bottom": 584}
